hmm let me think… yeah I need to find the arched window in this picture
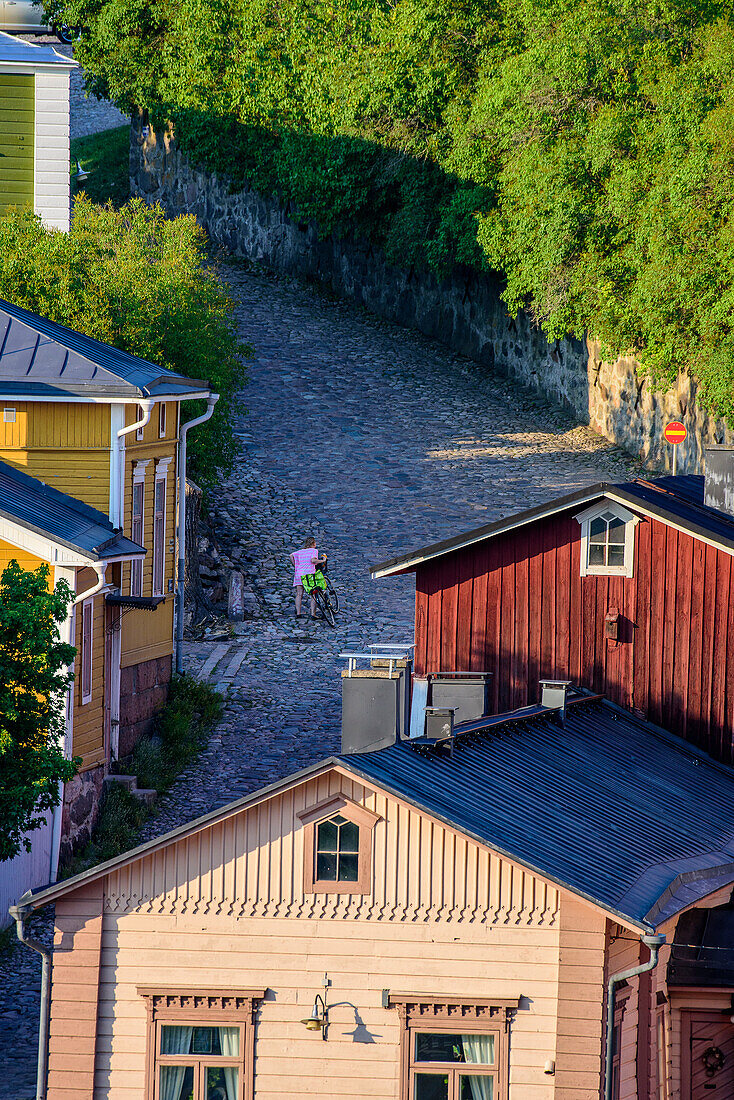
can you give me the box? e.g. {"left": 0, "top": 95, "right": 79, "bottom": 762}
{"left": 576, "top": 501, "right": 637, "bottom": 577}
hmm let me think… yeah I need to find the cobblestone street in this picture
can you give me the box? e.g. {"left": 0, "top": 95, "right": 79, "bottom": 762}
{"left": 0, "top": 262, "right": 639, "bottom": 1097}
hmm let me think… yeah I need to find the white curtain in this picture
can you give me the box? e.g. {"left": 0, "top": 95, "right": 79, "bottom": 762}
{"left": 461, "top": 1035, "right": 494, "bottom": 1100}
{"left": 218, "top": 1026, "right": 240, "bottom": 1100}
{"left": 159, "top": 1026, "right": 193, "bottom": 1100}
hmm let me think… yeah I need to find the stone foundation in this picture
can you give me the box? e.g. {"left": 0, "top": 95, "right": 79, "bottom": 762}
{"left": 119, "top": 655, "right": 173, "bottom": 758}
{"left": 130, "top": 118, "right": 732, "bottom": 473}
{"left": 60, "top": 765, "right": 104, "bottom": 862}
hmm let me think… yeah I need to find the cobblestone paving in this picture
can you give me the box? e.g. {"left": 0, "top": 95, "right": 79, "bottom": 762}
{"left": 19, "top": 34, "right": 128, "bottom": 138}
{"left": 0, "top": 262, "right": 639, "bottom": 1098}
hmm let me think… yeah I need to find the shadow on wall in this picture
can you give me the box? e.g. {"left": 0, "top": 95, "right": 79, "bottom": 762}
{"left": 128, "top": 114, "right": 733, "bottom": 474}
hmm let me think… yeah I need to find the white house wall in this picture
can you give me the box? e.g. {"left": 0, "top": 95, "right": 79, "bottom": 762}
{"left": 34, "top": 70, "right": 70, "bottom": 231}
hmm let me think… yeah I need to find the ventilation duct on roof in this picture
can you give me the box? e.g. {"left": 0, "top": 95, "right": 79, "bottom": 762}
{"left": 540, "top": 680, "right": 572, "bottom": 724}
{"left": 704, "top": 446, "right": 734, "bottom": 517}
{"left": 340, "top": 646, "right": 413, "bottom": 754}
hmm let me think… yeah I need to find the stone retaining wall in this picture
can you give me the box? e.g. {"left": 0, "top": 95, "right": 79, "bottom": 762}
{"left": 130, "top": 118, "right": 732, "bottom": 472}
{"left": 119, "top": 655, "right": 172, "bottom": 758}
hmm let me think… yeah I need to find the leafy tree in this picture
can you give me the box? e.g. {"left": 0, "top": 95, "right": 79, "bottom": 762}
{"left": 51, "top": 0, "right": 734, "bottom": 416}
{"left": 0, "top": 197, "right": 248, "bottom": 482}
{"left": 0, "top": 562, "right": 79, "bottom": 864}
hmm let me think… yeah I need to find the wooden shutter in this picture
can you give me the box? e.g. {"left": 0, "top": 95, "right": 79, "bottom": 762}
{"left": 0, "top": 75, "right": 35, "bottom": 213}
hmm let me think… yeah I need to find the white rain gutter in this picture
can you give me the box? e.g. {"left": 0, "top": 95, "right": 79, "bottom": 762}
{"left": 111, "top": 400, "right": 154, "bottom": 528}
{"left": 48, "top": 563, "right": 108, "bottom": 884}
{"left": 603, "top": 932, "right": 665, "bottom": 1100}
{"left": 176, "top": 395, "right": 219, "bottom": 673}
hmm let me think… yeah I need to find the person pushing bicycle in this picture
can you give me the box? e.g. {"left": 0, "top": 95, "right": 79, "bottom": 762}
{"left": 290, "top": 537, "right": 327, "bottom": 619}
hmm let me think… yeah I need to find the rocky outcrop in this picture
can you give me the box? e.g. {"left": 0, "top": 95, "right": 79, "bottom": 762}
{"left": 130, "top": 118, "right": 733, "bottom": 472}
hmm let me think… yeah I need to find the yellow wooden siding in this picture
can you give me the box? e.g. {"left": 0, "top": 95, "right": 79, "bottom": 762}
{"left": 98, "top": 769, "right": 566, "bottom": 1099}
{"left": 72, "top": 568, "right": 106, "bottom": 772}
{"left": 0, "top": 539, "right": 48, "bottom": 574}
{"left": 121, "top": 432, "right": 177, "bottom": 667}
{"left": 124, "top": 401, "right": 173, "bottom": 445}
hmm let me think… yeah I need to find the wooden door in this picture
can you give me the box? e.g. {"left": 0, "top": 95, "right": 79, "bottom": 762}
{"left": 683, "top": 1011, "right": 734, "bottom": 1098}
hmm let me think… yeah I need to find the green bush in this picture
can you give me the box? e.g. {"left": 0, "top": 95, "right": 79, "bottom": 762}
{"left": 62, "top": 675, "right": 223, "bottom": 877}
{"left": 0, "top": 198, "right": 248, "bottom": 483}
{"left": 55, "top": 0, "right": 734, "bottom": 415}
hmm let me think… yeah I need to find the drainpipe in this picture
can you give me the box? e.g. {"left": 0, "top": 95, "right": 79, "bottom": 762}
{"left": 9, "top": 902, "right": 51, "bottom": 1100}
{"left": 48, "top": 563, "right": 108, "bottom": 884}
{"left": 112, "top": 399, "right": 154, "bottom": 528}
{"left": 604, "top": 932, "right": 665, "bottom": 1100}
{"left": 176, "top": 395, "right": 219, "bottom": 674}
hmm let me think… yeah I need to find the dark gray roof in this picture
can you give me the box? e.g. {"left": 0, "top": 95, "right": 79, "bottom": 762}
{"left": 0, "top": 298, "right": 209, "bottom": 401}
{"left": 371, "top": 475, "right": 734, "bottom": 577}
{"left": 345, "top": 700, "right": 734, "bottom": 929}
{"left": 0, "top": 459, "right": 146, "bottom": 561}
{"left": 19, "top": 698, "right": 734, "bottom": 930}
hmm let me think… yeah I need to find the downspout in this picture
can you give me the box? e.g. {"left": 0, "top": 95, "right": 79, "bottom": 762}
{"left": 48, "top": 563, "right": 108, "bottom": 884}
{"left": 112, "top": 399, "right": 154, "bottom": 527}
{"left": 9, "top": 902, "right": 51, "bottom": 1100}
{"left": 603, "top": 932, "right": 665, "bottom": 1100}
{"left": 176, "top": 394, "right": 219, "bottom": 673}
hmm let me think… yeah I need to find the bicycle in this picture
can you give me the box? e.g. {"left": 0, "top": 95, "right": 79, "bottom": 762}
{"left": 302, "top": 559, "right": 338, "bottom": 627}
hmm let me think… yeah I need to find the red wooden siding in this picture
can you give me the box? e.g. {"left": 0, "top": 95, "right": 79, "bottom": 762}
{"left": 414, "top": 512, "right": 734, "bottom": 762}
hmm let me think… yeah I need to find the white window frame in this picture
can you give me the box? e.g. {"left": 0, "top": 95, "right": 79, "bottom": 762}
{"left": 81, "top": 598, "right": 93, "bottom": 704}
{"left": 575, "top": 500, "right": 638, "bottom": 578}
{"left": 3, "top": 408, "right": 16, "bottom": 423}
{"left": 136, "top": 405, "right": 145, "bottom": 442}
{"left": 152, "top": 460, "right": 170, "bottom": 597}
{"left": 159, "top": 402, "right": 167, "bottom": 439}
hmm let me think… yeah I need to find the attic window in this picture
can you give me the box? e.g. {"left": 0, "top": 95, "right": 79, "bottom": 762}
{"left": 298, "top": 795, "right": 380, "bottom": 895}
{"left": 3, "top": 408, "right": 16, "bottom": 423}
{"left": 576, "top": 501, "right": 638, "bottom": 578}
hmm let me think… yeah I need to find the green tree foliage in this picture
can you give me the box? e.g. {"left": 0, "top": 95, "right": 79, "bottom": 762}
{"left": 57, "top": 0, "right": 734, "bottom": 415}
{"left": 0, "top": 562, "right": 79, "bottom": 864}
{"left": 0, "top": 198, "right": 247, "bottom": 481}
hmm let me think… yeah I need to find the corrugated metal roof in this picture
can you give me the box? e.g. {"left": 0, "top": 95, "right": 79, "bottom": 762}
{"left": 371, "top": 474, "right": 734, "bottom": 576}
{"left": 0, "top": 31, "right": 76, "bottom": 67}
{"left": 0, "top": 298, "right": 209, "bottom": 400}
{"left": 0, "top": 459, "right": 146, "bottom": 560}
{"left": 343, "top": 700, "right": 734, "bottom": 928}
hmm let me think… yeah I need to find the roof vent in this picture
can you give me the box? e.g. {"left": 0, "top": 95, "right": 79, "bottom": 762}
{"left": 540, "top": 680, "right": 572, "bottom": 724}
{"left": 340, "top": 645, "right": 414, "bottom": 754}
{"left": 704, "top": 446, "right": 734, "bottom": 517}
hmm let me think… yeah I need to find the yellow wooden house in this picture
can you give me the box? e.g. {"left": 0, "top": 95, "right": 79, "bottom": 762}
{"left": 0, "top": 296, "right": 217, "bottom": 867}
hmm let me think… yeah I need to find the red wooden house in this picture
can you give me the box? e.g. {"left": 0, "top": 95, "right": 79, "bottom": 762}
{"left": 371, "top": 450, "right": 734, "bottom": 765}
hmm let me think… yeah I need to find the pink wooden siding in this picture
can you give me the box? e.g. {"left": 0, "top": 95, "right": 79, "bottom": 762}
{"left": 414, "top": 512, "right": 734, "bottom": 762}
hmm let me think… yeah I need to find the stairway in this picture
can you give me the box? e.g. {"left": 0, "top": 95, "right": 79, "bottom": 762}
{"left": 103, "top": 773, "right": 157, "bottom": 806}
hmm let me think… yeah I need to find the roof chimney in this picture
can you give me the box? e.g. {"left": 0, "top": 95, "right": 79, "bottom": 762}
{"left": 704, "top": 447, "right": 734, "bottom": 517}
{"left": 540, "top": 680, "right": 572, "bottom": 724}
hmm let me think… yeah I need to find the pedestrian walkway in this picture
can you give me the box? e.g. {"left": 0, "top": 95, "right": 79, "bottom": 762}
{"left": 0, "top": 261, "right": 637, "bottom": 1099}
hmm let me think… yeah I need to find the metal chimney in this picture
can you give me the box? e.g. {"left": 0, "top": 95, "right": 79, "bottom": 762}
{"left": 340, "top": 646, "right": 414, "bottom": 754}
{"left": 704, "top": 446, "right": 734, "bottom": 517}
{"left": 540, "top": 680, "right": 572, "bottom": 724}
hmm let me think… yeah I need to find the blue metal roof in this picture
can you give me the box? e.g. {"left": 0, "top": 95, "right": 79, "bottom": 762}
{"left": 342, "top": 700, "right": 734, "bottom": 929}
{"left": 0, "top": 298, "right": 209, "bottom": 400}
{"left": 0, "top": 459, "right": 146, "bottom": 561}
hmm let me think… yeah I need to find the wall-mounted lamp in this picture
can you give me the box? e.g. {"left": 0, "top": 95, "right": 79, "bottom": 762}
{"left": 300, "top": 994, "right": 328, "bottom": 1039}
{"left": 72, "top": 160, "right": 89, "bottom": 187}
{"left": 543, "top": 1060, "right": 556, "bottom": 1075}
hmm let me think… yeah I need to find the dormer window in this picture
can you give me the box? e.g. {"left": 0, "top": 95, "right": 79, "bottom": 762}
{"left": 298, "top": 795, "right": 380, "bottom": 895}
{"left": 576, "top": 501, "right": 638, "bottom": 578}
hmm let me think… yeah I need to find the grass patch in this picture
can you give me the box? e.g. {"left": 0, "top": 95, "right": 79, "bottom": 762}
{"left": 70, "top": 125, "right": 130, "bottom": 206}
{"left": 63, "top": 674, "right": 223, "bottom": 877}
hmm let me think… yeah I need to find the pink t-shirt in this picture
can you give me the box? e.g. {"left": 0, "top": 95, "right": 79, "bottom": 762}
{"left": 292, "top": 548, "right": 318, "bottom": 585}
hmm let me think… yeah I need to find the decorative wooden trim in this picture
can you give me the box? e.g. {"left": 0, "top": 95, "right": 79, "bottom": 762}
{"left": 138, "top": 987, "right": 265, "bottom": 1100}
{"left": 387, "top": 994, "right": 516, "bottom": 1100}
{"left": 300, "top": 795, "right": 380, "bottom": 896}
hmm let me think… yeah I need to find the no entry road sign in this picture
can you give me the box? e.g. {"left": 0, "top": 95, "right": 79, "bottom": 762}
{"left": 664, "top": 421, "right": 687, "bottom": 445}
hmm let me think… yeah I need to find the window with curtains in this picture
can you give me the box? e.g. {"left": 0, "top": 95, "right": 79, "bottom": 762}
{"left": 131, "top": 479, "right": 144, "bottom": 596}
{"left": 139, "top": 988, "right": 264, "bottom": 1100}
{"left": 153, "top": 474, "right": 166, "bottom": 596}
{"left": 388, "top": 995, "right": 513, "bottom": 1100}
{"left": 411, "top": 1033, "right": 499, "bottom": 1100}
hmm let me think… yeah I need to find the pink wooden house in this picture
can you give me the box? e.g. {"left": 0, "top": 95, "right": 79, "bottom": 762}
{"left": 13, "top": 687, "right": 734, "bottom": 1100}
